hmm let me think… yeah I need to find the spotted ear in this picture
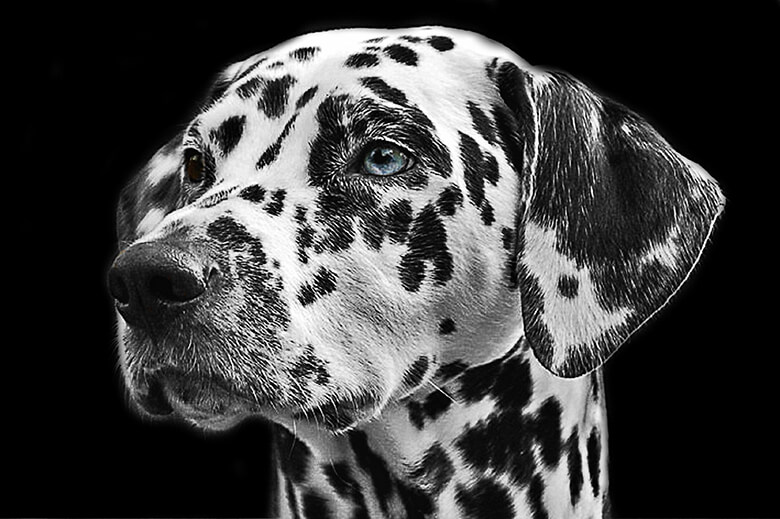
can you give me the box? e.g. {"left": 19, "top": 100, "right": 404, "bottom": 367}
{"left": 115, "top": 133, "right": 184, "bottom": 249}
{"left": 497, "top": 63, "right": 724, "bottom": 378}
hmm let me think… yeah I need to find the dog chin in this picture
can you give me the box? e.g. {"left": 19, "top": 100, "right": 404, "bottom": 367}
{"left": 131, "top": 368, "right": 264, "bottom": 431}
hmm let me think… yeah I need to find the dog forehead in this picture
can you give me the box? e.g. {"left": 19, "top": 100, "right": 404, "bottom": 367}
{"left": 200, "top": 26, "right": 524, "bottom": 124}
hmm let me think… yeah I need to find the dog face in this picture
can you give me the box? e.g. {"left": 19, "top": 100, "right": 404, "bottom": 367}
{"left": 109, "top": 27, "right": 723, "bottom": 432}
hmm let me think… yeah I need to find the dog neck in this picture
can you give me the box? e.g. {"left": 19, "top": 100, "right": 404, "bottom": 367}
{"left": 271, "top": 339, "right": 609, "bottom": 518}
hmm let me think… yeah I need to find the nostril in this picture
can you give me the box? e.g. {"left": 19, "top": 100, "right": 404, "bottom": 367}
{"left": 108, "top": 269, "right": 130, "bottom": 305}
{"left": 148, "top": 269, "right": 205, "bottom": 303}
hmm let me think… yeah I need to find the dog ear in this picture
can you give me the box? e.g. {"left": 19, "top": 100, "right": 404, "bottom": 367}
{"left": 496, "top": 62, "right": 724, "bottom": 378}
{"left": 115, "top": 133, "right": 185, "bottom": 250}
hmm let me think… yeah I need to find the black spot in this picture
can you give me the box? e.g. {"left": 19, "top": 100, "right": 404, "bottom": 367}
{"left": 587, "top": 429, "right": 601, "bottom": 497}
{"left": 533, "top": 398, "right": 563, "bottom": 468}
{"left": 239, "top": 184, "right": 266, "bottom": 204}
{"left": 468, "top": 101, "right": 497, "bottom": 144}
{"left": 295, "top": 86, "right": 319, "bottom": 110}
{"left": 264, "top": 189, "right": 286, "bottom": 216}
{"left": 567, "top": 430, "right": 583, "bottom": 506}
{"left": 401, "top": 356, "right": 429, "bottom": 390}
{"left": 295, "top": 206, "right": 316, "bottom": 264}
{"left": 257, "top": 113, "right": 299, "bottom": 170}
{"left": 207, "top": 216, "right": 254, "bottom": 251}
{"left": 383, "top": 44, "right": 418, "bottom": 66}
{"left": 528, "top": 474, "right": 549, "bottom": 519}
{"left": 290, "top": 46, "right": 320, "bottom": 61}
{"left": 557, "top": 275, "right": 579, "bottom": 298}
{"left": 435, "top": 360, "right": 467, "bottom": 380}
{"left": 290, "top": 344, "right": 330, "bottom": 386}
{"left": 274, "top": 425, "right": 311, "bottom": 484}
{"left": 455, "top": 479, "right": 515, "bottom": 519}
{"left": 438, "top": 318, "right": 456, "bottom": 335}
{"left": 259, "top": 75, "right": 297, "bottom": 119}
{"left": 236, "top": 77, "right": 264, "bottom": 100}
{"left": 407, "top": 389, "right": 452, "bottom": 430}
{"left": 360, "top": 76, "right": 409, "bottom": 105}
{"left": 428, "top": 36, "right": 455, "bottom": 52}
{"left": 490, "top": 355, "right": 533, "bottom": 411}
{"left": 386, "top": 199, "right": 413, "bottom": 244}
{"left": 408, "top": 442, "right": 454, "bottom": 496}
{"left": 302, "top": 490, "right": 331, "bottom": 519}
{"left": 397, "top": 482, "right": 433, "bottom": 519}
{"left": 297, "top": 267, "right": 337, "bottom": 306}
{"left": 210, "top": 115, "right": 246, "bottom": 156}
{"left": 400, "top": 35, "right": 424, "bottom": 43}
{"left": 460, "top": 132, "right": 499, "bottom": 226}
{"left": 346, "top": 52, "right": 380, "bottom": 68}
{"left": 349, "top": 431, "right": 395, "bottom": 515}
{"left": 437, "top": 185, "right": 463, "bottom": 217}
{"left": 398, "top": 204, "right": 453, "bottom": 292}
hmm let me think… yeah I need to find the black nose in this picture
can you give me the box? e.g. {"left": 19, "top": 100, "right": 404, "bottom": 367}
{"left": 108, "top": 242, "right": 211, "bottom": 332}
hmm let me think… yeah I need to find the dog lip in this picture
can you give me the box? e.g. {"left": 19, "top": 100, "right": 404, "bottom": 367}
{"left": 134, "top": 368, "right": 260, "bottom": 421}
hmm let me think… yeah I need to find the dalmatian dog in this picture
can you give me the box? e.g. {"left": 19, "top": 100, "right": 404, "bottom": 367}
{"left": 108, "top": 26, "right": 723, "bottom": 518}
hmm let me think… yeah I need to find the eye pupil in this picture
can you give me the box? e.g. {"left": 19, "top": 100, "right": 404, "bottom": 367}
{"left": 362, "top": 144, "right": 411, "bottom": 176}
{"left": 185, "top": 152, "right": 205, "bottom": 183}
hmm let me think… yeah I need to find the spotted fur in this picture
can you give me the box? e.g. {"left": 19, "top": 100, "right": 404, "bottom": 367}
{"left": 109, "top": 26, "right": 723, "bottom": 518}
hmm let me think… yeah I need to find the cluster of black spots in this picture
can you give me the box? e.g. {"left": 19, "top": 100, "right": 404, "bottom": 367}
{"left": 346, "top": 52, "right": 380, "bottom": 68}
{"left": 401, "top": 356, "right": 430, "bottom": 390}
{"left": 290, "top": 343, "right": 330, "bottom": 386}
{"left": 398, "top": 204, "right": 453, "bottom": 292}
{"left": 239, "top": 184, "right": 266, "bottom": 204}
{"left": 359, "top": 198, "right": 413, "bottom": 251}
{"left": 258, "top": 75, "right": 297, "bottom": 119}
{"left": 323, "top": 462, "right": 369, "bottom": 519}
{"left": 359, "top": 76, "right": 409, "bottom": 106}
{"left": 455, "top": 478, "right": 515, "bottom": 519}
{"left": 297, "top": 266, "right": 337, "bottom": 307}
{"left": 460, "top": 132, "right": 500, "bottom": 226}
{"left": 438, "top": 318, "right": 456, "bottom": 335}
{"left": 436, "top": 185, "right": 464, "bottom": 217}
{"left": 557, "top": 274, "right": 580, "bottom": 299}
{"left": 264, "top": 189, "right": 286, "bottom": 216}
{"left": 384, "top": 44, "right": 419, "bottom": 66}
{"left": 349, "top": 431, "right": 433, "bottom": 518}
{"left": 455, "top": 349, "right": 565, "bottom": 500}
{"left": 210, "top": 115, "right": 246, "bottom": 156}
{"left": 407, "top": 442, "right": 454, "bottom": 497}
{"left": 289, "top": 46, "right": 320, "bottom": 62}
{"left": 256, "top": 112, "right": 300, "bottom": 170}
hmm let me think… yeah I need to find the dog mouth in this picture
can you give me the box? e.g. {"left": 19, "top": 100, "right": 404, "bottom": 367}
{"left": 133, "top": 369, "right": 261, "bottom": 429}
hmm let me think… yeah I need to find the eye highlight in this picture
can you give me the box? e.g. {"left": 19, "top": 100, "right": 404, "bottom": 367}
{"left": 361, "top": 143, "right": 413, "bottom": 176}
{"left": 184, "top": 150, "right": 205, "bottom": 183}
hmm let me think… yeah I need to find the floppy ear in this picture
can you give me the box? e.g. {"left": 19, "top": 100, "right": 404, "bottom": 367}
{"left": 115, "top": 133, "right": 185, "bottom": 250}
{"left": 497, "top": 63, "right": 725, "bottom": 378}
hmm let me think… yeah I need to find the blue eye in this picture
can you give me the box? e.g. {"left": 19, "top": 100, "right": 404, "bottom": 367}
{"left": 361, "top": 143, "right": 412, "bottom": 176}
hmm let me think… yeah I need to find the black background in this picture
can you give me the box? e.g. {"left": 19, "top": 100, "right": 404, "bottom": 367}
{"left": 9, "top": 1, "right": 779, "bottom": 517}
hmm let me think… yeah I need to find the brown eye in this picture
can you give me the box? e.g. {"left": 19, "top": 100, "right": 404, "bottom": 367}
{"left": 184, "top": 150, "right": 205, "bottom": 183}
